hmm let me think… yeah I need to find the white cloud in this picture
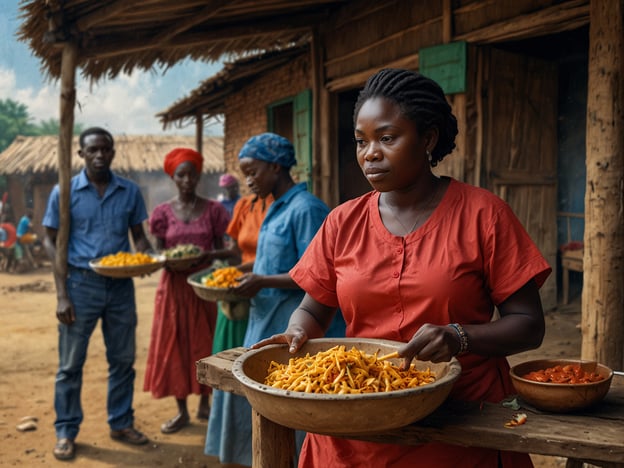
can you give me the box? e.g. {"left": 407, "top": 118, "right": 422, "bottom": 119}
{"left": 15, "top": 84, "right": 60, "bottom": 123}
{"left": 0, "top": 67, "right": 61, "bottom": 125}
{"left": 0, "top": 65, "right": 223, "bottom": 136}
{"left": 0, "top": 67, "right": 17, "bottom": 94}
{"left": 74, "top": 72, "right": 163, "bottom": 135}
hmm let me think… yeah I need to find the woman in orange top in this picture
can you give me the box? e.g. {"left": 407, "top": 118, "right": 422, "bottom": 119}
{"left": 255, "top": 69, "right": 551, "bottom": 467}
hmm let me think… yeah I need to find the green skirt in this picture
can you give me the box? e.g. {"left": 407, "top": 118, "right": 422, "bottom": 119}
{"left": 212, "top": 302, "right": 249, "bottom": 354}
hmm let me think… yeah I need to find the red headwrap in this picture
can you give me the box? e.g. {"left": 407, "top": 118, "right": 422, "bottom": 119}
{"left": 163, "top": 148, "right": 204, "bottom": 177}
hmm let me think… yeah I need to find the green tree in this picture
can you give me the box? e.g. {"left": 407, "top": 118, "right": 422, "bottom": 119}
{"left": 0, "top": 99, "right": 37, "bottom": 151}
{"left": 33, "top": 118, "right": 84, "bottom": 136}
{"left": 0, "top": 100, "right": 84, "bottom": 152}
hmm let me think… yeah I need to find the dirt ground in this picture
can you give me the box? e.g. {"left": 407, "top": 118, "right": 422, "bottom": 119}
{"left": 0, "top": 265, "right": 582, "bottom": 467}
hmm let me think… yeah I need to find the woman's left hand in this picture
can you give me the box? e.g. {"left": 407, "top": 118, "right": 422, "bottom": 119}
{"left": 251, "top": 325, "right": 310, "bottom": 353}
{"left": 397, "top": 323, "right": 460, "bottom": 368}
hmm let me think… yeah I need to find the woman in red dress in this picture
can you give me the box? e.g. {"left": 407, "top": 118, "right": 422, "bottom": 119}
{"left": 255, "top": 69, "right": 552, "bottom": 467}
{"left": 143, "top": 148, "right": 230, "bottom": 433}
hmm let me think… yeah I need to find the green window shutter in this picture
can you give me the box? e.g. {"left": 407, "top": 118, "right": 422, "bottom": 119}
{"left": 419, "top": 41, "right": 467, "bottom": 94}
{"left": 293, "top": 89, "right": 312, "bottom": 190}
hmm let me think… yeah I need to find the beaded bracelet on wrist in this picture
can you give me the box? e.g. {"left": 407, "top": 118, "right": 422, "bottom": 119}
{"left": 448, "top": 323, "right": 469, "bottom": 356}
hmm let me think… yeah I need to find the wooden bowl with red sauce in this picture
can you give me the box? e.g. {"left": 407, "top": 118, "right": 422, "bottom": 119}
{"left": 510, "top": 359, "right": 613, "bottom": 413}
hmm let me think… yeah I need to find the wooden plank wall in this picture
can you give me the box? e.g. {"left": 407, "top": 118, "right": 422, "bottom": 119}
{"left": 322, "top": 0, "right": 588, "bottom": 91}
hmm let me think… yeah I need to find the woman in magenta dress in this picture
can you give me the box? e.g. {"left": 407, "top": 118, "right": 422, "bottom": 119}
{"left": 255, "top": 69, "right": 552, "bottom": 467}
{"left": 144, "top": 148, "right": 230, "bottom": 434}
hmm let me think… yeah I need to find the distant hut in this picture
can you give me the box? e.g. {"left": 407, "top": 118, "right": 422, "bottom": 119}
{"left": 0, "top": 134, "right": 224, "bottom": 237}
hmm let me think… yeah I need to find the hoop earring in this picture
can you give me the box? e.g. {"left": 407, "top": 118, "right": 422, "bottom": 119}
{"left": 426, "top": 150, "right": 432, "bottom": 163}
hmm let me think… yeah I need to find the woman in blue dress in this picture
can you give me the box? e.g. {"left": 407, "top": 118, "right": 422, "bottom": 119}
{"left": 205, "top": 133, "right": 345, "bottom": 466}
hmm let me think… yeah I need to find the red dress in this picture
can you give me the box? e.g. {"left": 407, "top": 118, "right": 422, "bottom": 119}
{"left": 290, "top": 178, "right": 552, "bottom": 468}
{"left": 143, "top": 200, "right": 230, "bottom": 399}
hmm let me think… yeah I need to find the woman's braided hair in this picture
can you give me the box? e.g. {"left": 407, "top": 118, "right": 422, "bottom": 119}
{"left": 353, "top": 68, "right": 458, "bottom": 167}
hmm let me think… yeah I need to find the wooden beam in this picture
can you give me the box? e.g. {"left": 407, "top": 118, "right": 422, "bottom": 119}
{"left": 331, "top": 0, "right": 400, "bottom": 29}
{"left": 56, "top": 42, "right": 78, "bottom": 282}
{"left": 326, "top": 54, "right": 419, "bottom": 92}
{"left": 324, "top": 17, "right": 437, "bottom": 67}
{"left": 75, "top": 0, "right": 145, "bottom": 31}
{"left": 582, "top": 0, "right": 624, "bottom": 370}
{"left": 455, "top": 0, "right": 589, "bottom": 44}
{"left": 150, "top": 0, "right": 231, "bottom": 45}
{"left": 442, "top": 0, "right": 452, "bottom": 43}
{"left": 82, "top": 15, "right": 317, "bottom": 59}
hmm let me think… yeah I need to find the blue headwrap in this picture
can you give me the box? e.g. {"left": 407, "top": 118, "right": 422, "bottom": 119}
{"left": 237, "top": 133, "right": 296, "bottom": 168}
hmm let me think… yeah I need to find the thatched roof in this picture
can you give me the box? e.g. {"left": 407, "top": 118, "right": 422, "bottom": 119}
{"left": 158, "top": 45, "right": 308, "bottom": 129}
{"left": 17, "top": 0, "right": 347, "bottom": 82}
{"left": 0, "top": 135, "right": 224, "bottom": 175}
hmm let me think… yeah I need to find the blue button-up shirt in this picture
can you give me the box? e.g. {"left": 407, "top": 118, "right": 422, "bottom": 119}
{"left": 244, "top": 183, "right": 345, "bottom": 346}
{"left": 42, "top": 169, "right": 148, "bottom": 269}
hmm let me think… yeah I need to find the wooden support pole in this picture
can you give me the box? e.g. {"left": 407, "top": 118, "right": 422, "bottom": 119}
{"left": 56, "top": 42, "right": 78, "bottom": 282}
{"left": 442, "top": 0, "right": 452, "bottom": 43}
{"left": 251, "top": 409, "right": 294, "bottom": 468}
{"left": 582, "top": 0, "right": 624, "bottom": 369}
{"left": 311, "top": 27, "right": 337, "bottom": 207}
{"left": 311, "top": 27, "right": 323, "bottom": 199}
{"left": 438, "top": 0, "right": 469, "bottom": 183}
{"left": 195, "top": 112, "right": 203, "bottom": 155}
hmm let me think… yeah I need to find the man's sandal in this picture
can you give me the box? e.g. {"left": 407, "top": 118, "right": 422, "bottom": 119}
{"left": 53, "top": 438, "right": 75, "bottom": 461}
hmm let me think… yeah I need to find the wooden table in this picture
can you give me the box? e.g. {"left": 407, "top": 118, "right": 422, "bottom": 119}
{"left": 197, "top": 348, "right": 624, "bottom": 468}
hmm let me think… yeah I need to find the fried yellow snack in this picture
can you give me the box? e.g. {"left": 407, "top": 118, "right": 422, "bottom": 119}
{"left": 264, "top": 345, "right": 436, "bottom": 394}
{"left": 98, "top": 251, "right": 156, "bottom": 266}
{"left": 201, "top": 266, "right": 243, "bottom": 288}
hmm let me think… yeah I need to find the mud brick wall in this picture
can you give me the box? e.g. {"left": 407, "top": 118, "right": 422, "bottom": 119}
{"left": 222, "top": 54, "right": 310, "bottom": 194}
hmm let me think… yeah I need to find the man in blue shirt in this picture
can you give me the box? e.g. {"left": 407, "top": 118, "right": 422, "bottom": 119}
{"left": 42, "top": 127, "right": 153, "bottom": 461}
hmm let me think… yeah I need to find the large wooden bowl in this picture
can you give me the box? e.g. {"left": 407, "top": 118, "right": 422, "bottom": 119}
{"left": 232, "top": 337, "right": 462, "bottom": 435}
{"left": 510, "top": 359, "right": 613, "bottom": 413}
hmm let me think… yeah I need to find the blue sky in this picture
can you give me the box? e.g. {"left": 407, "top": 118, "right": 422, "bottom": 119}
{"left": 0, "top": 0, "right": 224, "bottom": 135}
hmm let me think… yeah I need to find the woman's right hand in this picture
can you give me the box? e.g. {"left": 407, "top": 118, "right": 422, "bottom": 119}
{"left": 231, "top": 273, "right": 264, "bottom": 297}
{"left": 251, "top": 325, "right": 310, "bottom": 354}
